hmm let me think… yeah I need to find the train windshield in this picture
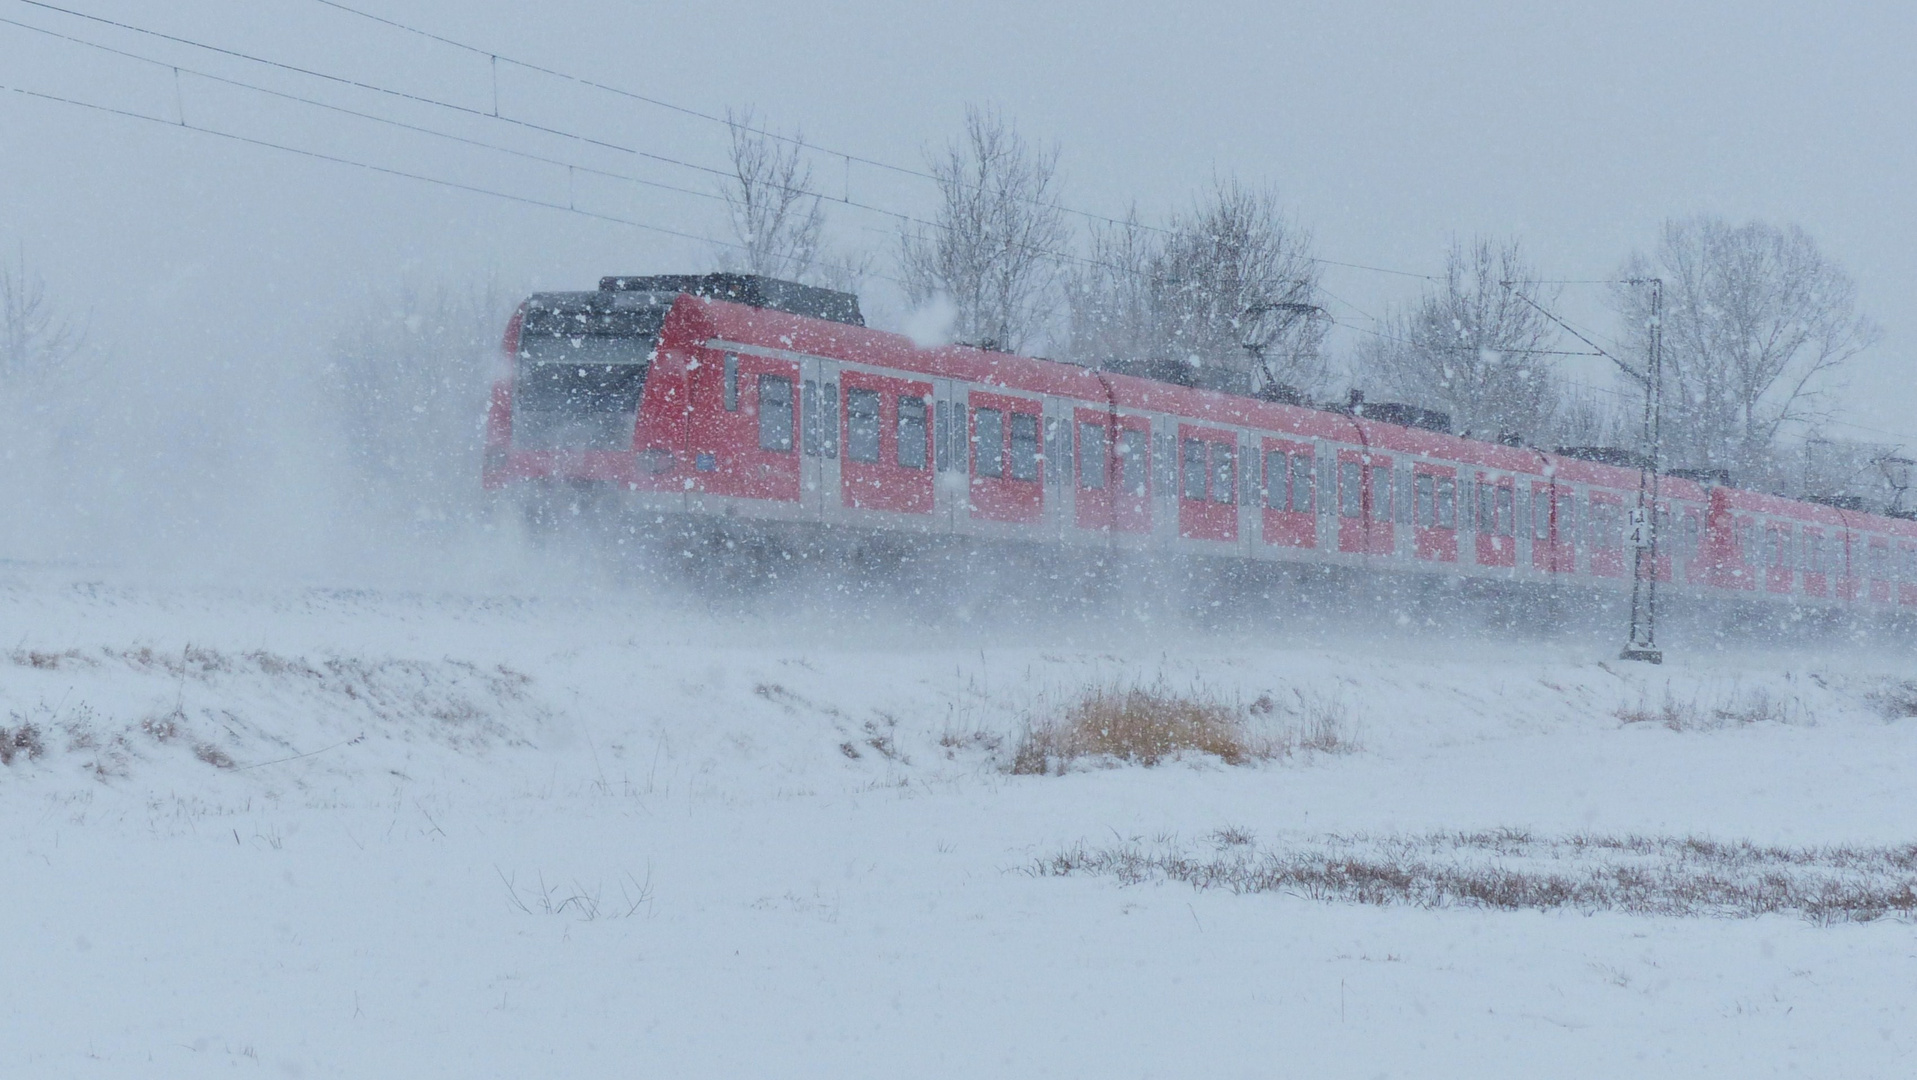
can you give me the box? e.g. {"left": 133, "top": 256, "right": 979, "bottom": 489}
{"left": 512, "top": 296, "right": 668, "bottom": 450}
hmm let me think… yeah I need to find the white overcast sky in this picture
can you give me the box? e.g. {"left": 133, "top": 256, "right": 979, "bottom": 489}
{"left": 2, "top": 0, "right": 1912, "bottom": 444}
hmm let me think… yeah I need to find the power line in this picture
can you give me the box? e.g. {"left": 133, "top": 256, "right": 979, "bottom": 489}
{"left": 12, "top": 0, "right": 1449, "bottom": 288}
{"left": 297, "top": 0, "right": 1443, "bottom": 282}
{"left": 0, "top": 79, "right": 772, "bottom": 260}
{"left": 0, "top": 12, "right": 736, "bottom": 209}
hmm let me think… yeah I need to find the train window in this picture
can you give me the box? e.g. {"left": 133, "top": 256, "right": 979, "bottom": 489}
{"left": 1414, "top": 473, "right": 1435, "bottom": 527}
{"left": 1368, "top": 464, "right": 1390, "bottom": 521}
{"left": 1532, "top": 490, "right": 1551, "bottom": 541}
{"left": 1117, "top": 429, "right": 1148, "bottom": 496}
{"left": 1078, "top": 421, "right": 1107, "bottom": 490}
{"left": 1340, "top": 461, "right": 1363, "bottom": 518}
{"left": 1477, "top": 479, "right": 1493, "bottom": 532}
{"left": 846, "top": 387, "right": 881, "bottom": 463}
{"left": 757, "top": 374, "right": 794, "bottom": 452}
{"left": 1182, "top": 439, "right": 1207, "bottom": 500}
{"left": 1775, "top": 526, "right": 1793, "bottom": 567}
{"left": 822, "top": 382, "right": 839, "bottom": 458}
{"left": 896, "top": 396, "right": 928, "bottom": 469}
{"left": 972, "top": 407, "right": 1004, "bottom": 477}
{"left": 1212, "top": 443, "right": 1236, "bottom": 504}
{"left": 1495, "top": 485, "right": 1515, "bottom": 536}
{"left": 1870, "top": 542, "right": 1890, "bottom": 579}
{"left": 802, "top": 380, "right": 821, "bottom": 457}
{"left": 934, "top": 400, "right": 951, "bottom": 471}
{"left": 1265, "top": 451, "right": 1287, "bottom": 509}
{"left": 724, "top": 353, "right": 740, "bottom": 412}
{"left": 1290, "top": 453, "right": 1314, "bottom": 513}
{"left": 1436, "top": 476, "right": 1455, "bottom": 528}
{"left": 1009, "top": 413, "right": 1040, "bottom": 481}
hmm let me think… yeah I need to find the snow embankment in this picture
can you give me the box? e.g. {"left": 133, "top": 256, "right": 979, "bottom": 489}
{"left": 4, "top": 575, "right": 1917, "bottom": 1077}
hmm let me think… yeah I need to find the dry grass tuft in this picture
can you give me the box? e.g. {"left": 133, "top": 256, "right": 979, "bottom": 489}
{"left": 1869, "top": 680, "right": 1917, "bottom": 720}
{"left": 1036, "top": 830, "right": 1917, "bottom": 925}
{"left": 1293, "top": 692, "right": 1361, "bottom": 754}
{"left": 1, "top": 719, "right": 47, "bottom": 765}
{"left": 1618, "top": 684, "right": 1806, "bottom": 731}
{"left": 1013, "top": 682, "right": 1267, "bottom": 774}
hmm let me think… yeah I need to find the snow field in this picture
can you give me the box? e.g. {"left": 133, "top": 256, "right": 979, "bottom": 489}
{"left": 3, "top": 573, "right": 1916, "bottom": 1077}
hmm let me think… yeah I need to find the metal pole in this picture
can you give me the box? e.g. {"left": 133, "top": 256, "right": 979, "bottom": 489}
{"left": 1623, "top": 278, "right": 1663, "bottom": 663}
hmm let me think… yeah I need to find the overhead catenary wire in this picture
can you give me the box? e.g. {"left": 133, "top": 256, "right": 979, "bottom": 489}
{"left": 0, "top": 12, "right": 738, "bottom": 209}
{"left": 10, "top": 0, "right": 1453, "bottom": 287}
{"left": 297, "top": 0, "right": 1443, "bottom": 281}
{"left": 0, "top": 79, "right": 800, "bottom": 265}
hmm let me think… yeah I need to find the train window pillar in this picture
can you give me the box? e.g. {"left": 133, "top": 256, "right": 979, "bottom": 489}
{"left": 973, "top": 407, "right": 1004, "bottom": 478}
{"left": 1043, "top": 416, "right": 1062, "bottom": 484}
{"left": 1290, "top": 453, "right": 1314, "bottom": 513}
{"left": 896, "top": 395, "right": 928, "bottom": 469}
{"left": 757, "top": 374, "right": 794, "bottom": 452}
{"left": 822, "top": 382, "right": 839, "bottom": 458}
{"left": 1182, "top": 439, "right": 1207, "bottom": 500}
{"left": 1153, "top": 432, "right": 1175, "bottom": 495}
{"left": 1077, "top": 422, "right": 1107, "bottom": 490}
{"left": 802, "top": 380, "right": 822, "bottom": 457}
{"left": 1242, "top": 445, "right": 1258, "bottom": 506}
{"left": 723, "top": 353, "right": 740, "bottom": 411}
{"left": 845, "top": 387, "right": 881, "bottom": 463}
{"left": 1009, "top": 412, "right": 1040, "bottom": 481}
{"left": 1117, "top": 429, "right": 1148, "bottom": 495}
{"left": 934, "top": 400, "right": 951, "bottom": 471}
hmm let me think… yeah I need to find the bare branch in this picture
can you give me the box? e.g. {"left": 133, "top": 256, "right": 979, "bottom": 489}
{"left": 899, "top": 106, "right": 1068, "bottom": 352}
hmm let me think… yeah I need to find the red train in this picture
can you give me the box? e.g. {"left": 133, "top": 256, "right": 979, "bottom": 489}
{"left": 483, "top": 274, "right": 1917, "bottom": 617}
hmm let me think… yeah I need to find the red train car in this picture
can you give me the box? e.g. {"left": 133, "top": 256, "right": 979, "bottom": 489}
{"left": 482, "top": 274, "right": 1917, "bottom": 618}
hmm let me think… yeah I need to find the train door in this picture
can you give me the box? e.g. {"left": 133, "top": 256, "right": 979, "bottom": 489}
{"left": 1072, "top": 405, "right": 1113, "bottom": 534}
{"left": 1410, "top": 465, "right": 1459, "bottom": 563}
{"left": 932, "top": 378, "right": 964, "bottom": 533}
{"left": 1152, "top": 421, "right": 1178, "bottom": 544}
{"left": 799, "top": 356, "right": 841, "bottom": 520}
{"left": 1043, "top": 397, "right": 1075, "bottom": 539}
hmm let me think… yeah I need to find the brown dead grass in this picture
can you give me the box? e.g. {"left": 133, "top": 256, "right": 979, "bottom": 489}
{"left": 1037, "top": 830, "right": 1917, "bottom": 925}
{"left": 1013, "top": 683, "right": 1267, "bottom": 774}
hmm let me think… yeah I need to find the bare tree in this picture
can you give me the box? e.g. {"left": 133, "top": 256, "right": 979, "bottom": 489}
{"left": 899, "top": 106, "right": 1068, "bottom": 352}
{"left": 1613, "top": 216, "right": 1879, "bottom": 483}
{"left": 1151, "top": 180, "right": 1324, "bottom": 391}
{"left": 1065, "top": 180, "right": 1325, "bottom": 393}
{"left": 718, "top": 108, "right": 825, "bottom": 282}
{"left": 0, "top": 248, "right": 83, "bottom": 384}
{"left": 1062, "top": 208, "right": 1156, "bottom": 365}
{"left": 1353, "top": 237, "right": 1562, "bottom": 439}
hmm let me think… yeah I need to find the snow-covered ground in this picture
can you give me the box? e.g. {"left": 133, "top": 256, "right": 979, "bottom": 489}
{"left": 4, "top": 566, "right": 1915, "bottom": 1078}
